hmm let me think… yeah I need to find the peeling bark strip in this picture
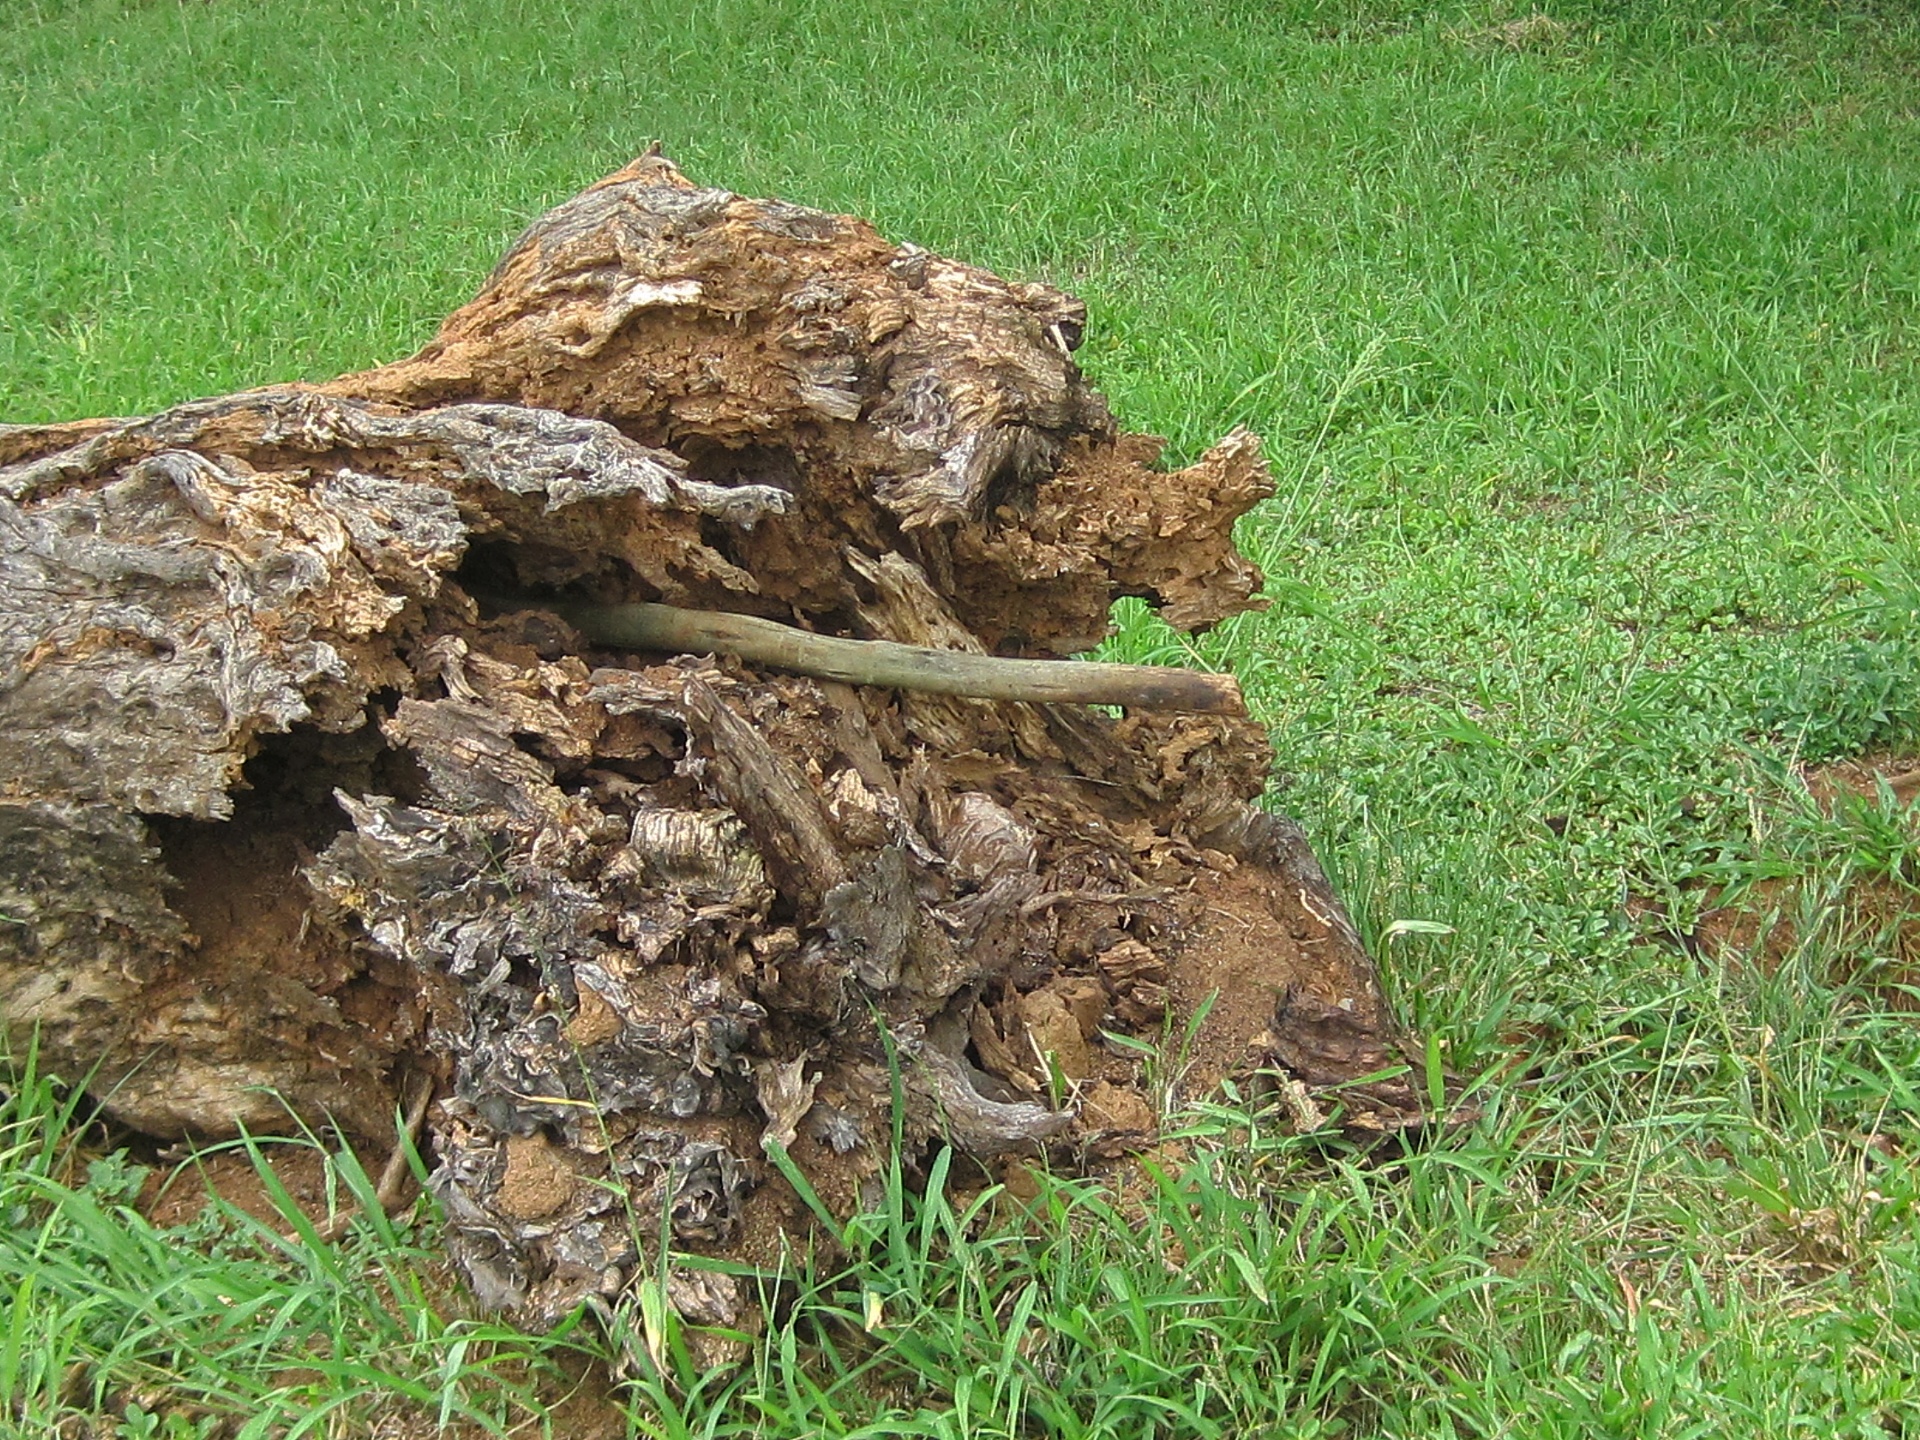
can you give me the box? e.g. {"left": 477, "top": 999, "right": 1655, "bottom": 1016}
{"left": 0, "top": 152, "right": 1433, "bottom": 1345}
{"left": 516, "top": 596, "right": 1247, "bottom": 714}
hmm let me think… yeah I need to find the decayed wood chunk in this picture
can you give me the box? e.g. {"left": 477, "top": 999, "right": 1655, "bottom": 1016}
{"left": 327, "top": 150, "right": 1267, "bottom": 654}
{"left": 0, "top": 154, "right": 1430, "bottom": 1331}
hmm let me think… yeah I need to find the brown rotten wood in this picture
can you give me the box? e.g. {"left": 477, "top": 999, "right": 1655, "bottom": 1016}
{"left": 0, "top": 152, "right": 1438, "bottom": 1352}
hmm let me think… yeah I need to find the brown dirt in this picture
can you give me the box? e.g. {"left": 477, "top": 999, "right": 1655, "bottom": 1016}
{"left": 148, "top": 812, "right": 319, "bottom": 990}
{"left": 1803, "top": 752, "right": 1920, "bottom": 809}
{"left": 1633, "top": 752, "right": 1920, "bottom": 1003}
{"left": 363, "top": 1305, "right": 634, "bottom": 1440}
{"left": 1797, "top": 751, "right": 1920, "bottom": 1003}
{"left": 133, "top": 1159, "right": 637, "bottom": 1440}
{"left": 138, "top": 728, "right": 433, "bottom": 1142}
{"left": 1171, "top": 864, "right": 1316, "bottom": 1092}
{"left": 139, "top": 1144, "right": 340, "bottom": 1230}
{"left": 1078, "top": 1080, "right": 1156, "bottom": 1135}
{"left": 1690, "top": 879, "right": 1801, "bottom": 972}
{"left": 496, "top": 1133, "right": 583, "bottom": 1221}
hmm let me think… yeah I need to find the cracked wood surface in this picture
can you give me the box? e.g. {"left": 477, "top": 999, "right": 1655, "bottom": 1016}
{"left": 0, "top": 154, "right": 1429, "bottom": 1339}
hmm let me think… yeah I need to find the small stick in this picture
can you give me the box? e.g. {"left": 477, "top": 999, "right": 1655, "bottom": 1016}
{"left": 305, "top": 1072, "right": 436, "bottom": 1245}
{"left": 520, "top": 597, "right": 1246, "bottom": 716}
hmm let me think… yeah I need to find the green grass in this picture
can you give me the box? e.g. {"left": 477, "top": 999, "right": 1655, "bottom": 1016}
{"left": 0, "top": 1042, "right": 584, "bottom": 1437}
{"left": 7, "top": 0, "right": 1920, "bottom": 1434}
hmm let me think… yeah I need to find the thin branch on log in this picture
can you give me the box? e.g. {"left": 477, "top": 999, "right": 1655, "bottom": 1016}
{"left": 517, "top": 596, "right": 1247, "bottom": 716}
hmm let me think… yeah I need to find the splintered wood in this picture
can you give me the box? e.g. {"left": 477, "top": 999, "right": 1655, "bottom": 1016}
{"left": 0, "top": 153, "right": 1428, "bottom": 1335}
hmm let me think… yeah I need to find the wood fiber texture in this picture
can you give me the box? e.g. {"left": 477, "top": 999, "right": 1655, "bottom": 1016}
{"left": 0, "top": 154, "right": 1427, "bottom": 1337}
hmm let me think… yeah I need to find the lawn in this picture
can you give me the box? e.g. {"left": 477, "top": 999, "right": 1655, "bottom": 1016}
{"left": 5, "top": 0, "right": 1920, "bottom": 1434}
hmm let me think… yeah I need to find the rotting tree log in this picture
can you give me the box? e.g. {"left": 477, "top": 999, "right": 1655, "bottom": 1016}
{"left": 0, "top": 151, "right": 1429, "bottom": 1338}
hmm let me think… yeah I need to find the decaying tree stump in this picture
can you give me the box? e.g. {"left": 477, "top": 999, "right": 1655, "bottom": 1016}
{"left": 0, "top": 152, "right": 1427, "bottom": 1331}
